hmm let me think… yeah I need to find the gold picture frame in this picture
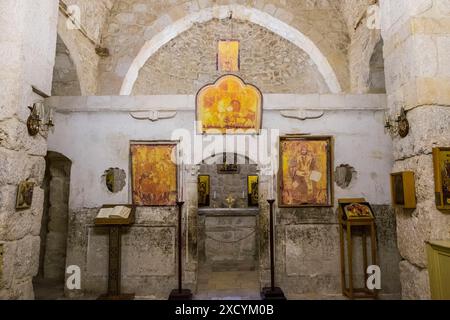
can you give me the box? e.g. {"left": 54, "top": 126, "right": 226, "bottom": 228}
{"left": 278, "top": 135, "right": 334, "bottom": 207}
{"left": 16, "top": 181, "right": 35, "bottom": 210}
{"left": 433, "top": 147, "right": 450, "bottom": 211}
{"left": 338, "top": 201, "right": 375, "bottom": 221}
{"left": 390, "top": 171, "right": 416, "bottom": 209}
{"left": 196, "top": 75, "right": 263, "bottom": 135}
{"left": 198, "top": 175, "right": 210, "bottom": 207}
{"left": 217, "top": 40, "right": 240, "bottom": 72}
{"left": 130, "top": 141, "right": 178, "bottom": 206}
{"left": 247, "top": 175, "right": 259, "bottom": 207}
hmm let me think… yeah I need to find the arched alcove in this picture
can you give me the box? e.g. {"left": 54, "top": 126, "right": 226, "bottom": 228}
{"left": 198, "top": 152, "right": 258, "bottom": 208}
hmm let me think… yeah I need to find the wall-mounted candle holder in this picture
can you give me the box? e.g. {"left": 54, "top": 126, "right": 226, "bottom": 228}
{"left": 27, "top": 102, "right": 54, "bottom": 136}
{"left": 384, "top": 107, "right": 409, "bottom": 138}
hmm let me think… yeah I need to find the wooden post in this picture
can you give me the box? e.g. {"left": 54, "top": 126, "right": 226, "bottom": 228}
{"left": 339, "top": 221, "right": 346, "bottom": 295}
{"left": 108, "top": 226, "right": 121, "bottom": 296}
{"left": 346, "top": 224, "right": 353, "bottom": 299}
{"left": 95, "top": 204, "right": 135, "bottom": 300}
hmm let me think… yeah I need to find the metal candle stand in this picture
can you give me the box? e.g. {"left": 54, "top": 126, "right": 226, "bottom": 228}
{"left": 261, "top": 199, "right": 286, "bottom": 300}
{"left": 169, "top": 201, "right": 193, "bottom": 300}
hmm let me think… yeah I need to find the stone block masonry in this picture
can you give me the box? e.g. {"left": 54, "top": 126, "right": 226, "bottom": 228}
{"left": 0, "top": 0, "right": 58, "bottom": 299}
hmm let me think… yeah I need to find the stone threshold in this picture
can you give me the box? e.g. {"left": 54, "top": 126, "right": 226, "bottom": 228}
{"left": 198, "top": 208, "right": 260, "bottom": 216}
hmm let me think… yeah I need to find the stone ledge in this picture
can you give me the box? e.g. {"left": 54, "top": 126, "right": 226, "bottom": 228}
{"left": 45, "top": 94, "right": 387, "bottom": 112}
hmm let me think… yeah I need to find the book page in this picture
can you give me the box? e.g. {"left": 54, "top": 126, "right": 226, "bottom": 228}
{"left": 97, "top": 207, "right": 113, "bottom": 219}
{"left": 110, "top": 206, "right": 131, "bottom": 219}
{"left": 310, "top": 170, "right": 322, "bottom": 182}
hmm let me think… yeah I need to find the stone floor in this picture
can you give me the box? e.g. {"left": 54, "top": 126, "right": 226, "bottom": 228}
{"left": 33, "top": 278, "right": 65, "bottom": 300}
{"left": 33, "top": 275, "right": 400, "bottom": 300}
{"left": 195, "top": 269, "right": 261, "bottom": 300}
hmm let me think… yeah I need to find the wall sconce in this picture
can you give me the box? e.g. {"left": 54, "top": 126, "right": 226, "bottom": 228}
{"left": 384, "top": 107, "right": 409, "bottom": 138}
{"left": 27, "top": 102, "right": 54, "bottom": 136}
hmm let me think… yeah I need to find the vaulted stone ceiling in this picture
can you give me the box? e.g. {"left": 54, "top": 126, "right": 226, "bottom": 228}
{"left": 96, "top": 0, "right": 352, "bottom": 94}
{"left": 132, "top": 19, "right": 330, "bottom": 95}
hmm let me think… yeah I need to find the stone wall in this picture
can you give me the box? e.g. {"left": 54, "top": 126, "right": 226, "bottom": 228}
{"left": 0, "top": 0, "right": 58, "bottom": 299}
{"left": 64, "top": 206, "right": 193, "bottom": 298}
{"left": 52, "top": 36, "right": 82, "bottom": 96}
{"left": 56, "top": 0, "right": 117, "bottom": 96}
{"left": 98, "top": 0, "right": 350, "bottom": 94}
{"left": 46, "top": 94, "right": 399, "bottom": 298}
{"left": 56, "top": 11, "right": 100, "bottom": 96}
{"left": 62, "top": 0, "right": 115, "bottom": 43}
{"left": 132, "top": 19, "right": 329, "bottom": 95}
{"left": 337, "top": 0, "right": 386, "bottom": 93}
{"left": 272, "top": 205, "right": 401, "bottom": 297}
{"left": 380, "top": 0, "right": 450, "bottom": 299}
{"left": 198, "top": 214, "right": 258, "bottom": 270}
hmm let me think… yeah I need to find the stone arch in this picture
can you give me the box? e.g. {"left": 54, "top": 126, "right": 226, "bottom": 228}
{"left": 368, "top": 39, "right": 386, "bottom": 93}
{"left": 200, "top": 152, "right": 258, "bottom": 166}
{"left": 56, "top": 14, "right": 94, "bottom": 96}
{"left": 119, "top": 5, "right": 342, "bottom": 95}
{"left": 52, "top": 35, "right": 82, "bottom": 96}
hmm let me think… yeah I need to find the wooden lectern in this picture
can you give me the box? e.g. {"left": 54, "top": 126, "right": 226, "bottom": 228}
{"left": 94, "top": 204, "right": 136, "bottom": 300}
{"left": 338, "top": 198, "right": 378, "bottom": 300}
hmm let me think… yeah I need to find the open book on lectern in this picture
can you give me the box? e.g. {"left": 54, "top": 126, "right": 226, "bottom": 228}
{"left": 96, "top": 205, "right": 132, "bottom": 219}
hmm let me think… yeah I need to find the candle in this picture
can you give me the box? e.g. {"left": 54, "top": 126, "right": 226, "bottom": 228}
{"left": 178, "top": 160, "right": 184, "bottom": 202}
{"left": 181, "top": 161, "right": 184, "bottom": 202}
{"left": 268, "top": 173, "right": 274, "bottom": 200}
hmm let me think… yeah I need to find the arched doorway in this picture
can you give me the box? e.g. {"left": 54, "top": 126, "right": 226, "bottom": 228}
{"left": 33, "top": 151, "right": 72, "bottom": 299}
{"left": 196, "top": 153, "right": 261, "bottom": 299}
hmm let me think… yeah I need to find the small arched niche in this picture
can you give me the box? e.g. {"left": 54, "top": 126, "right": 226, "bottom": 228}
{"left": 368, "top": 40, "right": 386, "bottom": 93}
{"left": 198, "top": 153, "right": 258, "bottom": 208}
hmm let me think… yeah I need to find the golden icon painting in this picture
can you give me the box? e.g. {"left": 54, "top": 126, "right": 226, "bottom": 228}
{"left": 342, "top": 202, "right": 374, "bottom": 220}
{"left": 196, "top": 75, "right": 262, "bottom": 134}
{"left": 247, "top": 175, "right": 259, "bottom": 207}
{"left": 198, "top": 175, "right": 210, "bottom": 207}
{"left": 279, "top": 136, "right": 333, "bottom": 207}
{"left": 16, "top": 181, "right": 34, "bottom": 209}
{"left": 217, "top": 40, "right": 240, "bottom": 72}
{"left": 432, "top": 147, "right": 450, "bottom": 210}
{"left": 130, "top": 143, "right": 178, "bottom": 206}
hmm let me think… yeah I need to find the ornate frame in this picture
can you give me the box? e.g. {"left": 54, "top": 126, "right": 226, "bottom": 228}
{"left": 278, "top": 135, "right": 334, "bottom": 208}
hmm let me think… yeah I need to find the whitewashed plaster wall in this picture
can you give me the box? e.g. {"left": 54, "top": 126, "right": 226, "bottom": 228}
{"left": 47, "top": 94, "right": 392, "bottom": 210}
{"left": 45, "top": 93, "right": 398, "bottom": 297}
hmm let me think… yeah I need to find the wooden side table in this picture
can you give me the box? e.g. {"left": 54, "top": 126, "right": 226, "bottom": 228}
{"left": 338, "top": 198, "right": 378, "bottom": 299}
{"left": 94, "top": 205, "right": 136, "bottom": 300}
{"left": 426, "top": 240, "right": 450, "bottom": 300}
